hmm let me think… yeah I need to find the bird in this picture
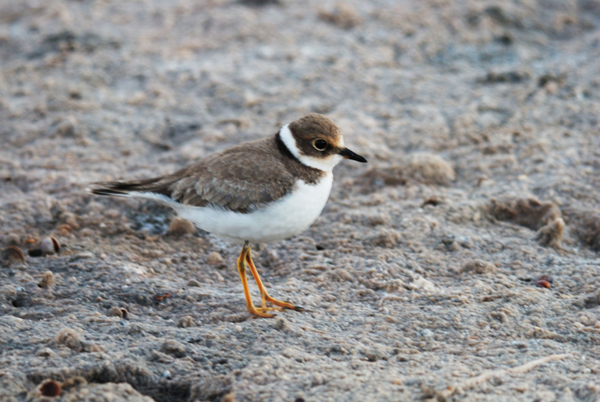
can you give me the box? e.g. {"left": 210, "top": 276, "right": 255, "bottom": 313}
{"left": 88, "top": 113, "right": 367, "bottom": 318}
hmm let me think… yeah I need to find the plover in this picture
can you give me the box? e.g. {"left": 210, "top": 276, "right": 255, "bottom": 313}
{"left": 88, "top": 113, "right": 367, "bottom": 318}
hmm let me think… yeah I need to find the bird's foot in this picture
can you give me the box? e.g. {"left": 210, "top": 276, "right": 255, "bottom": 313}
{"left": 246, "top": 304, "right": 283, "bottom": 318}
{"left": 263, "top": 295, "right": 304, "bottom": 312}
{"left": 246, "top": 301, "right": 303, "bottom": 318}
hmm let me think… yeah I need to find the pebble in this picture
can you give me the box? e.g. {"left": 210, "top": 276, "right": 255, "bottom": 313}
{"left": 365, "top": 348, "right": 387, "bottom": 362}
{"left": 462, "top": 260, "right": 497, "bottom": 274}
{"left": 318, "top": 3, "right": 362, "bottom": 29}
{"left": 408, "top": 277, "right": 436, "bottom": 292}
{"left": 514, "top": 383, "right": 529, "bottom": 392}
{"left": 108, "top": 307, "right": 128, "bottom": 319}
{"left": 54, "top": 328, "right": 82, "bottom": 351}
{"left": 187, "top": 279, "right": 201, "bottom": 287}
{"left": 420, "top": 329, "right": 434, "bottom": 338}
{"left": 71, "top": 252, "right": 95, "bottom": 260}
{"left": 206, "top": 252, "right": 224, "bottom": 266}
{"left": 365, "top": 229, "right": 402, "bottom": 248}
{"left": 161, "top": 339, "right": 186, "bottom": 357}
{"left": 168, "top": 217, "right": 196, "bottom": 235}
{"left": 405, "top": 153, "right": 456, "bottom": 185}
{"left": 36, "top": 347, "right": 58, "bottom": 358}
{"left": 38, "top": 271, "right": 56, "bottom": 288}
{"left": 177, "top": 316, "right": 195, "bottom": 328}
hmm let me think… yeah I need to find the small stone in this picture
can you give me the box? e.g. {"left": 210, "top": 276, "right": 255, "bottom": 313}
{"left": 408, "top": 277, "right": 436, "bottom": 292}
{"left": 161, "top": 339, "right": 186, "bottom": 357}
{"left": 36, "top": 347, "right": 58, "bottom": 358}
{"left": 168, "top": 217, "right": 195, "bottom": 235}
{"left": 54, "top": 328, "right": 83, "bottom": 351}
{"left": 108, "top": 307, "right": 128, "bottom": 318}
{"left": 187, "top": 279, "right": 201, "bottom": 287}
{"left": 151, "top": 350, "right": 174, "bottom": 363}
{"left": 544, "top": 81, "right": 559, "bottom": 94}
{"left": 274, "top": 317, "right": 292, "bottom": 331}
{"left": 405, "top": 153, "right": 455, "bottom": 185}
{"left": 365, "top": 347, "right": 387, "bottom": 362}
{"left": 71, "top": 252, "right": 94, "bottom": 260}
{"left": 206, "top": 252, "right": 224, "bottom": 266}
{"left": 334, "top": 268, "right": 354, "bottom": 282}
{"left": 62, "top": 212, "right": 80, "bottom": 229}
{"left": 319, "top": 3, "right": 362, "bottom": 29}
{"left": 162, "top": 370, "right": 172, "bottom": 379}
{"left": 420, "top": 329, "right": 434, "bottom": 338}
{"left": 52, "top": 116, "right": 79, "bottom": 138}
{"left": 38, "top": 271, "right": 56, "bottom": 288}
{"left": 177, "top": 316, "right": 195, "bottom": 328}
{"left": 446, "top": 241, "right": 460, "bottom": 252}
{"left": 462, "top": 260, "right": 497, "bottom": 274}
{"left": 364, "top": 213, "right": 390, "bottom": 226}
{"left": 364, "top": 229, "right": 402, "bottom": 248}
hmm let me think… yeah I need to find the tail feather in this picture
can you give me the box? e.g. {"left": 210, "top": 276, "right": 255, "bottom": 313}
{"left": 87, "top": 186, "right": 129, "bottom": 197}
{"left": 87, "top": 177, "right": 172, "bottom": 198}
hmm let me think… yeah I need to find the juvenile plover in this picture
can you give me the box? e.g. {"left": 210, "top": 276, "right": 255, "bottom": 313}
{"left": 88, "top": 113, "right": 367, "bottom": 318}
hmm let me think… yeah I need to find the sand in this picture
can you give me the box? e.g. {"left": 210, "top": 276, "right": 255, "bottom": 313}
{"left": 1, "top": 0, "right": 600, "bottom": 401}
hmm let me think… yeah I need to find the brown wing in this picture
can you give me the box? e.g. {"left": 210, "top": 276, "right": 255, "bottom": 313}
{"left": 169, "top": 138, "right": 298, "bottom": 212}
{"left": 89, "top": 137, "right": 297, "bottom": 213}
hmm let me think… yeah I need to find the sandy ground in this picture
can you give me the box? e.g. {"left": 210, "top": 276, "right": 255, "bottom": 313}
{"left": 1, "top": 0, "right": 600, "bottom": 401}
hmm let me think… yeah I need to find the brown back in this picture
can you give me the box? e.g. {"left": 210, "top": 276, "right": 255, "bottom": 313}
{"left": 89, "top": 134, "right": 325, "bottom": 213}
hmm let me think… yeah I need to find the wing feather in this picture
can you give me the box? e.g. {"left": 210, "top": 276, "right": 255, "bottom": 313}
{"left": 168, "top": 138, "right": 296, "bottom": 212}
{"left": 89, "top": 137, "right": 298, "bottom": 213}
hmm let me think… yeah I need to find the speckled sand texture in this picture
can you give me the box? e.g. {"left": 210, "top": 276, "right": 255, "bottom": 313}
{"left": 1, "top": 1, "right": 600, "bottom": 401}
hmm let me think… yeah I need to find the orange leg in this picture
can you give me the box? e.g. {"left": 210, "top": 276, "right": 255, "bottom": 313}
{"left": 245, "top": 245, "right": 303, "bottom": 312}
{"left": 236, "top": 242, "right": 277, "bottom": 318}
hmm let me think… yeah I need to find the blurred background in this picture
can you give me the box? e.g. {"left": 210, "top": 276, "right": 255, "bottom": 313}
{"left": 1, "top": 0, "right": 598, "bottom": 191}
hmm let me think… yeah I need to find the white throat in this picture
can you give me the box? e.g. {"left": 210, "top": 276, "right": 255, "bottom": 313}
{"left": 279, "top": 124, "right": 343, "bottom": 173}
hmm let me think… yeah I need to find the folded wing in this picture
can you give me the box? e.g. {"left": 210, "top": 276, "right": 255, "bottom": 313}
{"left": 88, "top": 138, "right": 296, "bottom": 214}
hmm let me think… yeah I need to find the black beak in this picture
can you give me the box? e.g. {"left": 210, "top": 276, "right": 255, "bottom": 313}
{"left": 339, "top": 148, "right": 367, "bottom": 163}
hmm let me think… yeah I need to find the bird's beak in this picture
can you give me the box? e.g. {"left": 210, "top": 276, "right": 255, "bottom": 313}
{"left": 339, "top": 148, "right": 367, "bottom": 163}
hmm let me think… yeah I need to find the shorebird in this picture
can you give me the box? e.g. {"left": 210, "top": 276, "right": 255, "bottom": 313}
{"left": 89, "top": 113, "right": 367, "bottom": 317}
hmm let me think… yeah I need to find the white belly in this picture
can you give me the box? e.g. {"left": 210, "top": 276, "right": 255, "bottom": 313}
{"left": 175, "top": 175, "right": 333, "bottom": 244}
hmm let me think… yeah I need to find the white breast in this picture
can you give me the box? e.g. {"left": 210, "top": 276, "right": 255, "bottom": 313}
{"left": 172, "top": 174, "right": 333, "bottom": 244}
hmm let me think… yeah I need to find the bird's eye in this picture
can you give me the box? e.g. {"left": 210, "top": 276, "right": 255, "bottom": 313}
{"left": 313, "top": 139, "right": 328, "bottom": 151}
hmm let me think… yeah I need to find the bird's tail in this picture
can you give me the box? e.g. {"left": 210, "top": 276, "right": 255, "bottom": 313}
{"left": 87, "top": 177, "right": 170, "bottom": 198}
